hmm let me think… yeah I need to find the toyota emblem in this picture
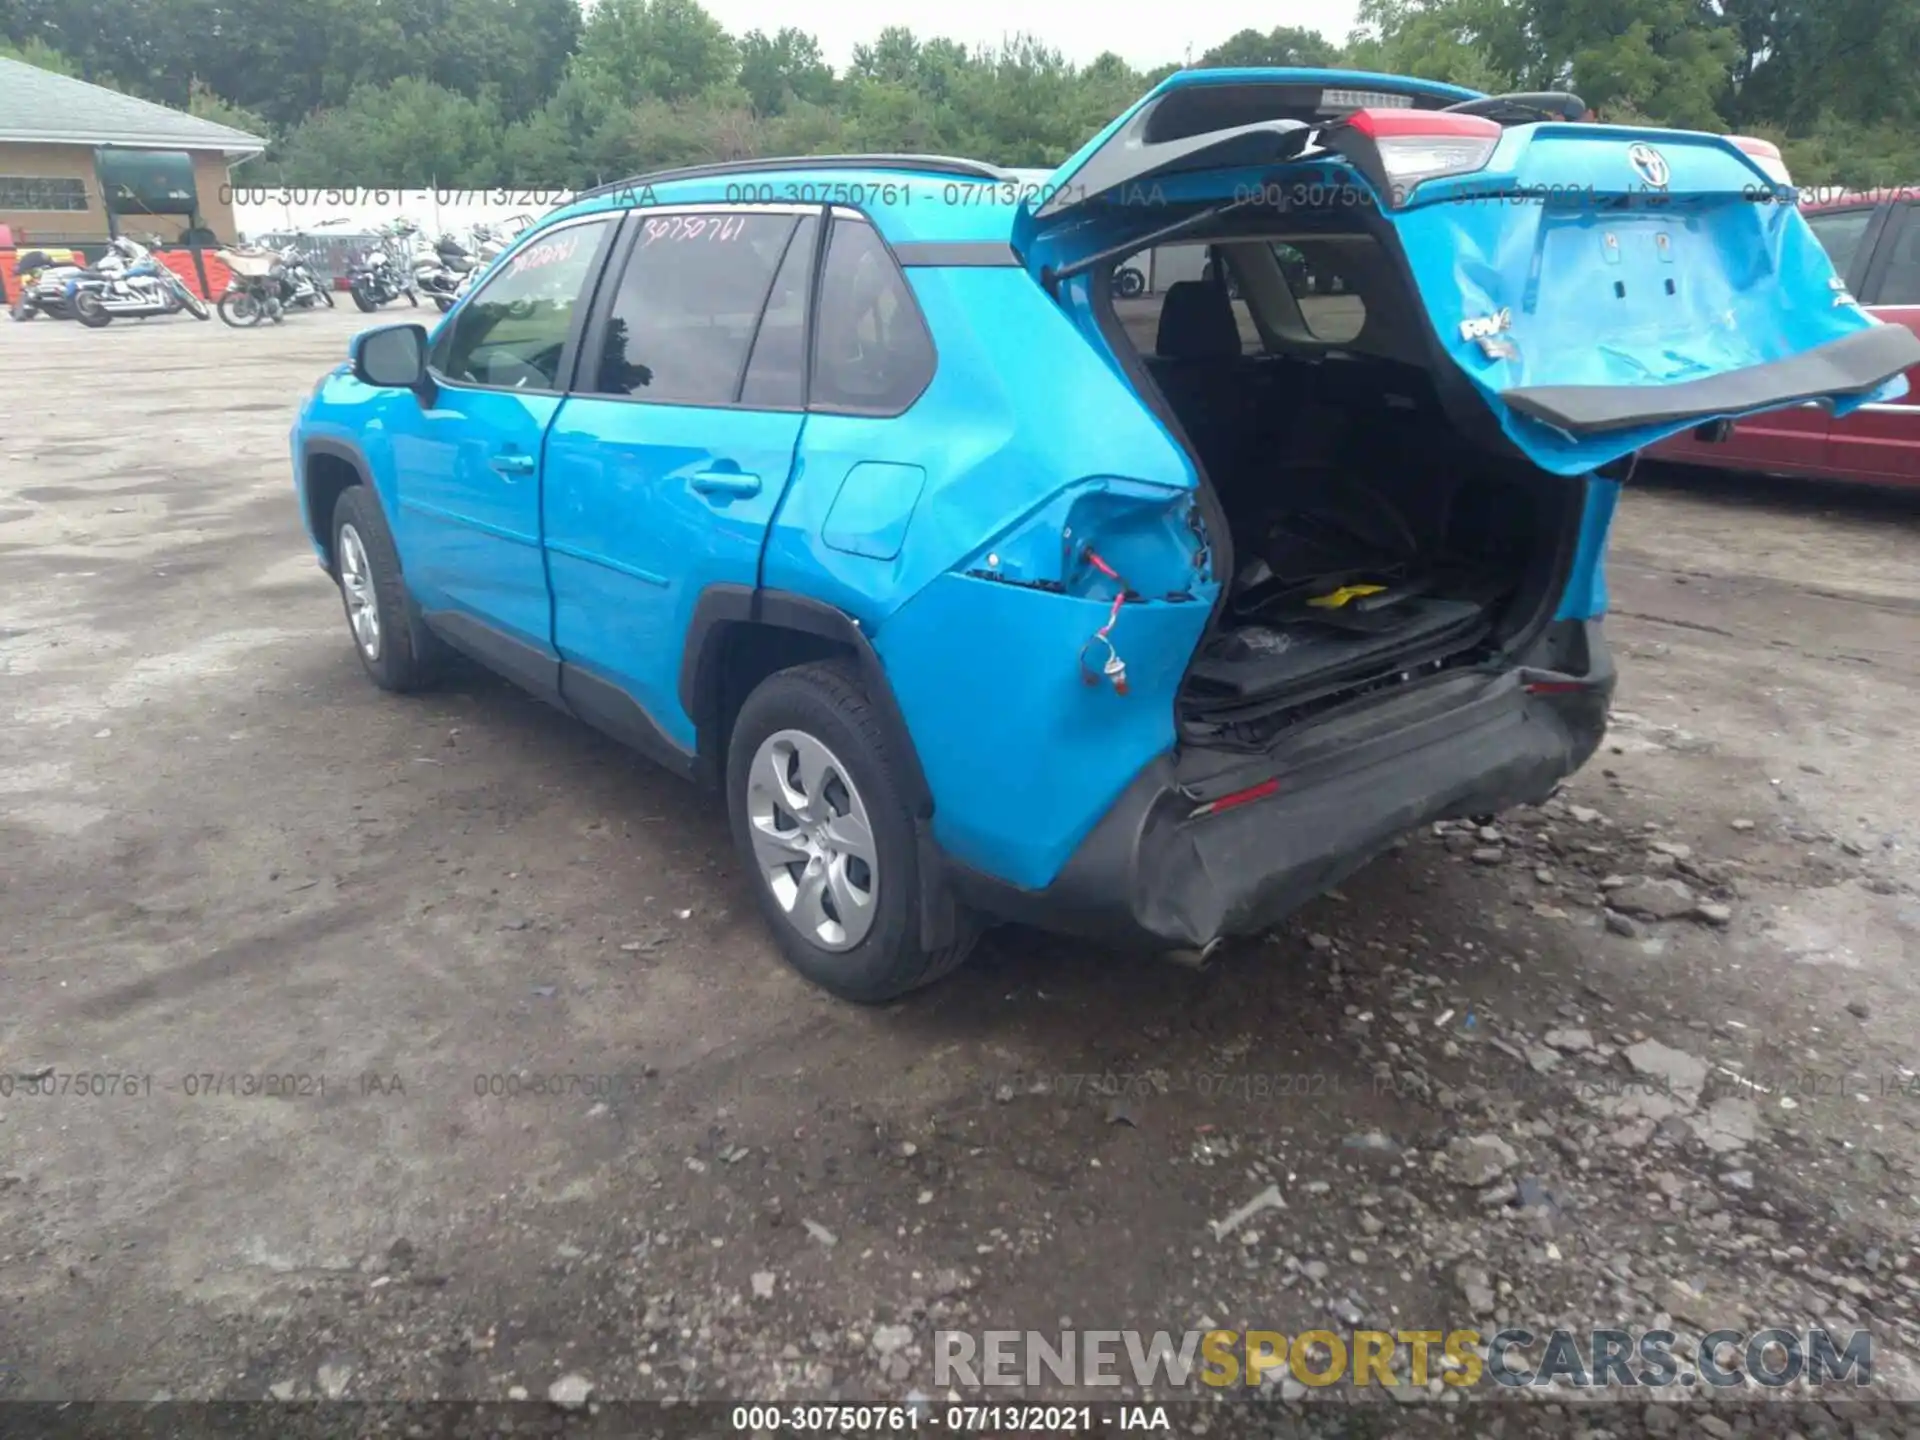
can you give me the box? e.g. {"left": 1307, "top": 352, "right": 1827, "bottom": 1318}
{"left": 1627, "top": 143, "right": 1671, "bottom": 189}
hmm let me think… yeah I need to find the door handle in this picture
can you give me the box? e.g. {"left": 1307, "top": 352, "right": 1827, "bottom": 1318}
{"left": 490, "top": 452, "right": 535, "bottom": 476}
{"left": 690, "top": 470, "right": 761, "bottom": 498}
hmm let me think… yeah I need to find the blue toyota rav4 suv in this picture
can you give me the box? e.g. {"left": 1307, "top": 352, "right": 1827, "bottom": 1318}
{"left": 292, "top": 69, "right": 1919, "bottom": 1002}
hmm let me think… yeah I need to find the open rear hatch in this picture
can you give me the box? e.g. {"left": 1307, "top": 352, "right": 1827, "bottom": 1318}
{"left": 1015, "top": 69, "right": 1920, "bottom": 478}
{"left": 1011, "top": 69, "right": 1920, "bottom": 740}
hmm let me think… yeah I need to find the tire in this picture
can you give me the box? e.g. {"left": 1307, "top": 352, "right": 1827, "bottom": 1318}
{"left": 727, "top": 662, "right": 978, "bottom": 1003}
{"left": 10, "top": 296, "right": 33, "bottom": 322}
{"left": 404, "top": 289, "right": 420, "bottom": 307}
{"left": 184, "top": 291, "right": 211, "bottom": 320}
{"left": 1114, "top": 266, "right": 1145, "bottom": 298}
{"left": 350, "top": 279, "right": 379, "bottom": 313}
{"left": 317, "top": 284, "right": 336, "bottom": 309}
{"left": 74, "top": 292, "right": 112, "bottom": 327}
{"left": 329, "top": 486, "right": 442, "bottom": 692}
{"left": 218, "top": 288, "right": 263, "bottom": 327}
{"left": 432, "top": 295, "right": 453, "bottom": 313}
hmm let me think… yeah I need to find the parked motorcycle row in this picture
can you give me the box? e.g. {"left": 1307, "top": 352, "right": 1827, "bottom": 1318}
{"left": 347, "top": 216, "right": 527, "bottom": 314}
{"left": 8, "top": 215, "right": 530, "bottom": 331}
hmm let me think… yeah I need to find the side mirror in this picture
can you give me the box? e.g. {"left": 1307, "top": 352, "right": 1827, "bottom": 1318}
{"left": 351, "top": 323, "right": 432, "bottom": 395}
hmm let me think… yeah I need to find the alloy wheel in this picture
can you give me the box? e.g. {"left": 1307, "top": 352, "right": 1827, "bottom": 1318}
{"left": 745, "top": 729, "right": 879, "bottom": 951}
{"left": 337, "top": 523, "right": 381, "bottom": 661}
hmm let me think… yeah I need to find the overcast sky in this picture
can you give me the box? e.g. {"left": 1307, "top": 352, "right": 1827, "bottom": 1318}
{"left": 697, "top": 0, "right": 1367, "bottom": 73}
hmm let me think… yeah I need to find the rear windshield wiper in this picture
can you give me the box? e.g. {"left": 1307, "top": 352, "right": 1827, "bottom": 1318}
{"left": 1442, "top": 92, "right": 1588, "bottom": 125}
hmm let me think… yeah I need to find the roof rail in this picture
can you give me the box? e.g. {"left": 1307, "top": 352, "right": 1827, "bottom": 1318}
{"left": 576, "top": 153, "right": 1011, "bottom": 200}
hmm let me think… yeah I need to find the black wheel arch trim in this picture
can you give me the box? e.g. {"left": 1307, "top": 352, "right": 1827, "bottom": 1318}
{"left": 681, "top": 584, "right": 931, "bottom": 817}
{"left": 682, "top": 585, "right": 957, "bottom": 950}
{"left": 303, "top": 434, "right": 376, "bottom": 488}
{"left": 301, "top": 435, "right": 381, "bottom": 557}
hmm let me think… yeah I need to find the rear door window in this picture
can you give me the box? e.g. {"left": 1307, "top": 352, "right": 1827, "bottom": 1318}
{"left": 1867, "top": 210, "right": 1920, "bottom": 305}
{"left": 740, "top": 214, "right": 820, "bottom": 408}
{"left": 1111, "top": 244, "right": 1261, "bottom": 359}
{"left": 430, "top": 218, "right": 611, "bottom": 390}
{"left": 809, "top": 219, "right": 935, "bottom": 414}
{"left": 592, "top": 210, "right": 800, "bottom": 405}
{"left": 1805, "top": 208, "right": 1876, "bottom": 290}
{"left": 1268, "top": 242, "right": 1366, "bottom": 344}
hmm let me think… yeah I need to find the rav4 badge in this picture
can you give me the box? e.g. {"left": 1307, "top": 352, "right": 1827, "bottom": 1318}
{"left": 1460, "top": 308, "right": 1513, "bottom": 342}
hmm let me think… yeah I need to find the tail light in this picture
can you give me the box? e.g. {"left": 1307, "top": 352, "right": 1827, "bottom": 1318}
{"left": 1338, "top": 109, "right": 1503, "bottom": 203}
{"left": 1729, "top": 135, "right": 1793, "bottom": 187}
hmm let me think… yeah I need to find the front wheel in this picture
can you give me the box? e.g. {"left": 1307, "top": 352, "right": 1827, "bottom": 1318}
{"left": 432, "top": 295, "right": 453, "bottom": 313}
{"left": 330, "top": 486, "right": 442, "bottom": 692}
{"left": 350, "top": 279, "right": 380, "bottom": 313}
{"left": 9, "top": 296, "right": 33, "bottom": 321}
{"left": 316, "top": 283, "right": 336, "bottom": 309}
{"left": 727, "top": 662, "right": 978, "bottom": 1003}
{"left": 74, "top": 291, "right": 112, "bottom": 327}
{"left": 218, "top": 287, "right": 263, "bottom": 327}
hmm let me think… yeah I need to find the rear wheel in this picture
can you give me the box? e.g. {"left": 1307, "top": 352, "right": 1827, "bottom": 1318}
{"left": 330, "top": 486, "right": 441, "bottom": 692}
{"left": 74, "top": 291, "right": 111, "bottom": 327}
{"left": 727, "top": 662, "right": 977, "bottom": 1003}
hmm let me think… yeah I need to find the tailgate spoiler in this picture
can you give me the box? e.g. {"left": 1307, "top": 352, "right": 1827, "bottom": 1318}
{"left": 1502, "top": 325, "right": 1920, "bottom": 435}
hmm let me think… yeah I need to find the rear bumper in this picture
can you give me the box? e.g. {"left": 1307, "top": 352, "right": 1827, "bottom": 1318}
{"left": 951, "top": 621, "right": 1614, "bottom": 949}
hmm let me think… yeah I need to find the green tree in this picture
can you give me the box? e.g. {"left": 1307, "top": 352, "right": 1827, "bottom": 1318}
{"left": 572, "top": 0, "right": 736, "bottom": 104}
{"left": 737, "top": 27, "right": 833, "bottom": 116}
{"left": 1346, "top": 0, "right": 1519, "bottom": 92}
{"left": 275, "top": 77, "right": 502, "bottom": 185}
{"left": 0, "top": 35, "right": 79, "bottom": 73}
{"left": 1199, "top": 26, "right": 1342, "bottom": 68}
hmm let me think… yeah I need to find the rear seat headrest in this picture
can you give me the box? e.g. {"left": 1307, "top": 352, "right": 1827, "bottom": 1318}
{"left": 1155, "top": 280, "right": 1241, "bottom": 360}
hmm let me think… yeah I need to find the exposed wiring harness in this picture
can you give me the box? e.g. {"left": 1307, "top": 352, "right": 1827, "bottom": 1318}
{"left": 1078, "top": 546, "right": 1133, "bottom": 695}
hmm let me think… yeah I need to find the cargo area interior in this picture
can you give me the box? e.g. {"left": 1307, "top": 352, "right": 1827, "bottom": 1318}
{"left": 1107, "top": 231, "right": 1586, "bottom": 750}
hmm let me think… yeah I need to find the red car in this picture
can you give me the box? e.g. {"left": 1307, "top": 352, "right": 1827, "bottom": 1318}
{"left": 1652, "top": 186, "right": 1920, "bottom": 487}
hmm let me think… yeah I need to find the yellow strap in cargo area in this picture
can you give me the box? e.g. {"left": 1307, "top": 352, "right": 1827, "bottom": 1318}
{"left": 1306, "top": 583, "right": 1388, "bottom": 609}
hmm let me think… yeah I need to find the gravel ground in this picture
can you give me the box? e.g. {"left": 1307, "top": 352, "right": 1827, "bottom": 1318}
{"left": 3, "top": 307, "right": 1919, "bottom": 1436}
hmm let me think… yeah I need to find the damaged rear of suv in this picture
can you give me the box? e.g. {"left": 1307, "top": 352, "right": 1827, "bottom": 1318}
{"left": 295, "top": 66, "right": 1920, "bottom": 1005}
{"left": 913, "top": 68, "right": 1919, "bottom": 965}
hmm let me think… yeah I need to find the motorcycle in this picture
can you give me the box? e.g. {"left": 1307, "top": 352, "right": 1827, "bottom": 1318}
{"left": 274, "top": 237, "right": 334, "bottom": 311}
{"left": 412, "top": 232, "right": 468, "bottom": 312}
{"left": 216, "top": 247, "right": 288, "bottom": 327}
{"left": 450, "top": 217, "right": 528, "bottom": 304}
{"left": 69, "top": 235, "right": 212, "bottom": 326}
{"left": 219, "top": 236, "right": 340, "bottom": 327}
{"left": 347, "top": 220, "right": 421, "bottom": 313}
{"left": 8, "top": 248, "right": 87, "bottom": 320}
